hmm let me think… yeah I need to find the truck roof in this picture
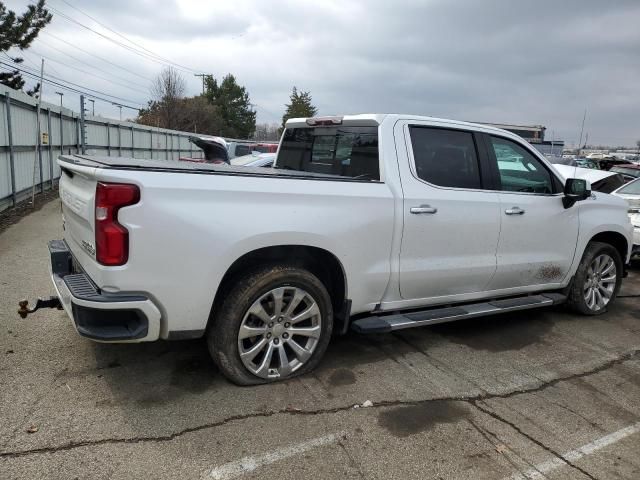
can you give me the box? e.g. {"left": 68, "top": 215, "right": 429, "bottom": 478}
{"left": 285, "top": 113, "right": 516, "bottom": 138}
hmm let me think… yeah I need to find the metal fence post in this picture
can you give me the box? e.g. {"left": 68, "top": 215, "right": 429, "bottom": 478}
{"left": 106, "top": 123, "right": 111, "bottom": 156}
{"left": 131, "top": 126, "right": 134, "bottom": 158}
{"left": 37, "top": 107, "right": 44, "bottom": 193}
{"left": 118, "top": 125, "right": 122, "bottom": 156}
{"left": 4, "top": 92, "right": 17, "bottom": 206}
{"left": 75, "top": 115, "right": 80, "bottom": 153}
{"left": 165, "top": 132, "right": 169, "bottom": 159}
{"left": 150, "top": 129, "right": 153, "bottom": 159}
{"left": 79, "top": 95, "right": 86, "bottom": 154}
{"left": 59, "top": 108, "right": 64, "bottom": 156}
{"left": 47, "top": 108, "right": 54, "bottom": 189}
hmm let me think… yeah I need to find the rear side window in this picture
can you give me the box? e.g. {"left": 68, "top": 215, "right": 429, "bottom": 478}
{"left": 277, "top": 127, "right": 379, "bottom": 180}
{"left": 409, "top": 127, "right": 481, "bottom": 189}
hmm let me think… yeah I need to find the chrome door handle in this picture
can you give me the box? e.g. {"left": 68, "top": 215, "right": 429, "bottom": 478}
{"left": 410, "top": 205, "right": 437, "bottom": 214}
{"left": 505, "top": 207, "right": 525, "bottom": 215}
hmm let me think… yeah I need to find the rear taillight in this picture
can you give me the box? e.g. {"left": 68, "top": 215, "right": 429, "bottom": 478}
{"left": 95, "top": 182, "right": 140, "bottom": 266}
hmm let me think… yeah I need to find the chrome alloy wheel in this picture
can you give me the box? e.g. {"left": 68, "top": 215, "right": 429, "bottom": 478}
{"left": 237, "top": 286, "right": 322, "bottom": 379}
{"left": 583, "top": 253, "right": 617, "bottom": 311}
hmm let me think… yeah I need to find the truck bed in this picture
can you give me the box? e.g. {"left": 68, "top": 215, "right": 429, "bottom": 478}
{"left": 59, "top": 155, "right": 364, "bottom": 182}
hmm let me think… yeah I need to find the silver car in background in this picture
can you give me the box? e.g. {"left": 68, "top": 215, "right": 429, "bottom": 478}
{"left": 613, "top": 178, "right": 640, "bottom": 256}
{"left": 230, "top": 152, "right": 276, "bottom": 168}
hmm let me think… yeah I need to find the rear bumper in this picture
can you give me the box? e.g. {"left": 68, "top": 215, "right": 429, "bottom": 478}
{"left": 49, "top": 240, "right": 161, "bottom": 342}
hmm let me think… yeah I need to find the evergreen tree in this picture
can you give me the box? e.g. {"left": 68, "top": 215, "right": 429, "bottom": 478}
{"left": 205, "top": 74, "right": 256, "bottom": 138}
{"left": 281, "top": 86, "right": 318, "bottom": 130}
{"left": 0, "top": 0, "right": 52, "bottom": 94}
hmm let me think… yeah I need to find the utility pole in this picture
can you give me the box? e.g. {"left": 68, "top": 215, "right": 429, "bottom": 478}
{"left": 577, "top": 109, "right": 587, "bottom": 157}
{"left": 88, "top": 99, "right": 95, "bottom": 116}
{"left": 194, "top": 73, "right": 210, "bottom": 95}
{"left": 32, "top": 58, "right": 45, "bottom": 206}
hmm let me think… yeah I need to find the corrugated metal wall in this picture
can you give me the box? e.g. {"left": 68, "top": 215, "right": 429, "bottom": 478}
{"left": 0, "top": 86, "right": 204, "bottom": 212}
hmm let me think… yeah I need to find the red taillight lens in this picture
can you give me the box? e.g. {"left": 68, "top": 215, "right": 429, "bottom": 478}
{"left": 95, "top": 182, "right": 140, "bottom": 266}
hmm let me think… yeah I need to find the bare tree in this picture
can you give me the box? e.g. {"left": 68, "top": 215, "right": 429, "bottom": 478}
{"left": 150, "top": 66, "right": 185, "bottom": 129}
{"left": 252, "top": 122, "right": 280, "bottom": 141}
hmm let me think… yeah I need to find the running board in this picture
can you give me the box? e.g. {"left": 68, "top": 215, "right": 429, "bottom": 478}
{"left": 351, "top": 293, "right": 566, "bottom": 334}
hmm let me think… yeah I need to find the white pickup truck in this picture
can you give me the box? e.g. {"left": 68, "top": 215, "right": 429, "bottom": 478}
{"left": 35, "top": 114, "right": 633, "bottom": 384}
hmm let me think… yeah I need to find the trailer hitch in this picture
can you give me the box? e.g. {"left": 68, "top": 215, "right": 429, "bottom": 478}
{"left": 18, "top": 297, "right": 63, "bottom": 319}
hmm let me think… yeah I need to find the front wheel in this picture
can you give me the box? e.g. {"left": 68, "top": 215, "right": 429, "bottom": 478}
{"left": 207, "top": 265, "right": 333, "bottom": 385}
{"left": 567, "top": 241, "right": 623, "bottom": 315}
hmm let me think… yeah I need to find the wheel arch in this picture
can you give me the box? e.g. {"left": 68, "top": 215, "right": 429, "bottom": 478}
{"left": 588, "top": 231, "right": 628, "bottom": 264}
{"left": 208, "top": 245, "right": 348, "bottom": 330}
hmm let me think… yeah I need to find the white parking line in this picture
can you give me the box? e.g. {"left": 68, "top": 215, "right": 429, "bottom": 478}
{"left": 202, "top": 432, "right": 344, "bottom": 480}
{"left": 506, "top": 422, "right": 640, "bottom": 480}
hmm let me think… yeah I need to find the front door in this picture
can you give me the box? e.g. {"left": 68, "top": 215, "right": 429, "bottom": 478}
{"left": 398, "top": 123, "right": 501, "bottom": 300}
{"left": 484, "top": 135, "right": 579, "bottom": 290}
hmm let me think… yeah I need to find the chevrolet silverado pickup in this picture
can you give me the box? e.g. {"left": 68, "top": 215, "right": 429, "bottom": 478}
{"left": 37, "top": 114, "right": 633, "bottom": 385}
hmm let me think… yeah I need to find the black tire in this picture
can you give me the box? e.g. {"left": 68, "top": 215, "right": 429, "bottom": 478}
{"left": 207, "top": 264, "right": 333, "bottom": 385}
{"left": 566, "top": 241, "right": 623, "bottom": 315}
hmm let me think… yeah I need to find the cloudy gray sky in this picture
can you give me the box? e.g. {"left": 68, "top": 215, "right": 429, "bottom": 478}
{"left": 4, "top": 0, "right": 640, "bottom": 146}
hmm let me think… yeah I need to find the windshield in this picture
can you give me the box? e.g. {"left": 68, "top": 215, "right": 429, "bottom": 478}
{"left": 617, "top": 178, "right": 640, "bottom": 194}
{"left": 276, "top": 126, "right": 380, "bottom": 180}
{"left": 611, "top": 167, "right": 640, "bottom": 177}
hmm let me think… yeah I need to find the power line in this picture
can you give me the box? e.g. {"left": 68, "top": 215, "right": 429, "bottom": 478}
{"left": 48, "top": 5, "right": 198, "bottom": 74}
{"left": 0, "top": 60, "right": 143, "bottom": 109}
{"left": 42, "top": 31, "right": 153, "bottom": 82}
{"left": 54, "top": 0, "right": 199, "bottom": 73}
{"left": 29, "top": 47, "right": 150, "bottom": 95}
{"left": 34, "top": 38, "right": 151, "bottom": 89}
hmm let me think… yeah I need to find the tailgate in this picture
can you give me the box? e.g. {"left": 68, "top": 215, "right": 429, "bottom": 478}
{"left": 59, "top": 164, "right": 98, "bottom": 261}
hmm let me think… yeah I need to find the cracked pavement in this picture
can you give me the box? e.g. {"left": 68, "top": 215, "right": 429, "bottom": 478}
{"left": 1, "top": 200, "right": 640, "bottom": 479}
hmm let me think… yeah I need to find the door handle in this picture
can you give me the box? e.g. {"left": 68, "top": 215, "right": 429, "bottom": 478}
{"left": 505, "top": 206, "right": 525, "bottom": 215}
{"left": 410, "top": 205, "right": 437, "bottom": 214}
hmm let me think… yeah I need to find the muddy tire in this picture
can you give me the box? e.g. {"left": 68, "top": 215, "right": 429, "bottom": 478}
{"left": 566, "top": 241, "right": 623, "bottom": 315}
{"left": 207, "top": 264, "right": 333, "bottom": 385}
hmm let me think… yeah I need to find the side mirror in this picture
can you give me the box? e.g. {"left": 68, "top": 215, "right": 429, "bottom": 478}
{"left": 563, "top": 178, "right": 591, "bottom": 209}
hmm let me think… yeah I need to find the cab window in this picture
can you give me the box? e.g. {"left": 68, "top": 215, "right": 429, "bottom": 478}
{"left": 409, "top": 126, "right": 482, "bottom": 189}
{"left": 491, "top": 136, "right": 556, "bottom": 194}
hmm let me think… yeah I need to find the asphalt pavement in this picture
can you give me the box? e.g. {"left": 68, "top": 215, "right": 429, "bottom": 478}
{"left": 1, "top": 199, "right": 639, "bottom": 479}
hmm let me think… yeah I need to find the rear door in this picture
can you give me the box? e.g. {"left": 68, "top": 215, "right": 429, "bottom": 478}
{"left": 397, "top": 122, "right": 501, "bottom": 299}
{"left": 483, "top": 134, "right": 579, "bottom": 290}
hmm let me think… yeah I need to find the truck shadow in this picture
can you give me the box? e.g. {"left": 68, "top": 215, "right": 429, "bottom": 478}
{"left": 91, "top": 305, "right": 564, "bottom": 406}
{"left": 84, "top": 293, "right": 640, "bottom": 440}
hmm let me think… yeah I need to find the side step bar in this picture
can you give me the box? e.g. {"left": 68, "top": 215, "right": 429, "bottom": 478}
{"left": 351, "top": 293, "right": 567, "bottom": 334}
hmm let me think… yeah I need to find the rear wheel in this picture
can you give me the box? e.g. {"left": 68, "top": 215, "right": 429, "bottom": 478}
{"left": 207, "top": 265, "right": 333, "bottom": 385}
{"left": 567, "top": 242, "right": 623, "bottom": 315}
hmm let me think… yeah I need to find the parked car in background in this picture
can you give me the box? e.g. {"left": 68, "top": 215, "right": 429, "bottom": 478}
{"left": 552, "top": 164, "right": 626, "bottom": 194}
{"left": 252, "top": 143, "right": 278, "bottom": 154}
{"left": 182, "top": 137, "right": 279, "bottom": 163}
{"left": 610, "top": 164, "right": 640, "bottom": 181}
{"left": 548, "top": 157, "right": 599, "bottom": 169}
{"left": 598, "top": 158, "right": 634, "bottom": 171}
{"left": 612, "top": 178, "right": 640, "bottom": 257}
{"left": 231, "top": 152, "right": 276, "bottom": 168}
{"left": 180, "top": 135, "right": 229, "bottom": 164}
{"left": 42, "top": 114, "right": 633, "bottom": 385}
